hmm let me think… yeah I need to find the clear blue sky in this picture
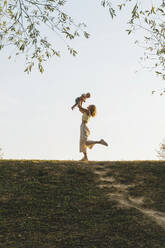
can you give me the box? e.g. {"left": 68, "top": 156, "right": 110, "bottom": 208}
{"left": 0, "top": 0, "right": 164, "bottom": 160}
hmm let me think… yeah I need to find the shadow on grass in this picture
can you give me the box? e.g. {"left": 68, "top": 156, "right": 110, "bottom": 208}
{"left": 0, "top": 160, "right": 165, "bottom": 248}
{"left": 97, "top": 161, "right": 165, "bottom": 212}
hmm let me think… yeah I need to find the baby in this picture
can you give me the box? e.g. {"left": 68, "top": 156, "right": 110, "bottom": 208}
{"left": 71, "top": 92, "right": 91, "bottom": 110}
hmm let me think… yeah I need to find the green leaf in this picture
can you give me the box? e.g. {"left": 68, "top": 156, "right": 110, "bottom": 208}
{"left": 38, "top": 63, "right": 44, "bottom": 73}
{"left": 126, "top": 29, "right": 132, "bottom": 35}
{"left": 151, "top": 6, "right": 156, "bottom": 14}
{"left": 84, "top": 31, "right": 90, "bottom": 39}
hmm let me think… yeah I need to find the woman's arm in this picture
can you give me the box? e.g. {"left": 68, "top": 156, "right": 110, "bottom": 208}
{"left": 78, "top": 104, "right": 89, "bottom": 114}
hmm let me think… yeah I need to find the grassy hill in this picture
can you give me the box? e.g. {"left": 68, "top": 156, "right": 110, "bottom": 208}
{"left": 0, "top": 160, "right": 165, "bottom": 248}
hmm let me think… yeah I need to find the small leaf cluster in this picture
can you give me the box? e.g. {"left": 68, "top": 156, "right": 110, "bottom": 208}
{"left": 157, "top": 139, "right": 165, "bottom": 160}
{"left": 0, "top": 147, "right": 4, "bottom": 159}
{"left": 101, "top": 0, "right": 116, "bottom": 19}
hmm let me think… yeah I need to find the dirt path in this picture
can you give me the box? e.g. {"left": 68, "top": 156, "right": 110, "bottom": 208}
{"left": 94, "top": 165, "right": 165, "bottom": 230}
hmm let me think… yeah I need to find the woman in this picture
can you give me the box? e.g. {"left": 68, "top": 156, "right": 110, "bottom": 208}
{"left": 78, "top": 103, "right": 108, "bottom": 161}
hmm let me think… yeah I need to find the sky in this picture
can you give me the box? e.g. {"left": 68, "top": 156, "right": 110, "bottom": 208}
{"left": 0, "top": 0, "right": 165, "bottom": 161}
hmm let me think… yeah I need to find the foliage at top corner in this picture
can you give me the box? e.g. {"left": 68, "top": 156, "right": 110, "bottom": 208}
{"left": 0, "top": 0, "right": 90, "bottom": 73}
{"left": 129, "top": 0, "right": 165, "bottom": 82}
{"left": 102, "top": 0, "right": 165, "bottom": 82}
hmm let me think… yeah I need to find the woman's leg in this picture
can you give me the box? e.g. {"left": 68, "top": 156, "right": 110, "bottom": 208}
{"left": 80, "top": 139, "right": 108, "bottom": 161}
{"left": 86, "top": 139, "right": 108, "bottom": 149}
{"left": 80, "top": 151, "right": 88, "bottom": 161}
{"left": 86, "top": 140, "right": 100, "bottom": 149}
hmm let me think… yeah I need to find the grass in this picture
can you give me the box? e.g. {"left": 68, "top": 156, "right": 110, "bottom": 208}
{"left": 0, "top": 160, "right": 165, "bottom": 247}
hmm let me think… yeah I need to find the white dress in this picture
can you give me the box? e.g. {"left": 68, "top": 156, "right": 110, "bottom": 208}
{"left": 79, "top": 113, "right": 94, "bottom": 153}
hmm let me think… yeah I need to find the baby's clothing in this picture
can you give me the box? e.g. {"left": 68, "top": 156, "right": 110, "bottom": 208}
{"left": 75, "top": 97, "right": 81, "bottom": 105}
{"left": 75, "top": 94, "right": 86, "bottom": 105}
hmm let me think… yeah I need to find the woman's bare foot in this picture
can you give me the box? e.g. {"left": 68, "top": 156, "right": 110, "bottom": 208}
{"left": 100, "top": 139, "right": 108, "bottom": 146}
{"left": 80, "top": 157, "right": 88, "bottom": 162}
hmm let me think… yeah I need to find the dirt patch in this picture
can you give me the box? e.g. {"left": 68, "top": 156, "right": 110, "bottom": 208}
{"left": 94, "top": 164, "right": 165, "bottom": 230}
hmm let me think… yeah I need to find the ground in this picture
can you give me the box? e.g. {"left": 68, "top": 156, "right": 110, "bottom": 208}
{"left": 0, "top": 160, "right": 165, "bottom": 248}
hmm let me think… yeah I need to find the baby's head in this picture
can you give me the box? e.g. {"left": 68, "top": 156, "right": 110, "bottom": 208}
{"left": 86, "top": 92, "right": 91, "bottom": 98}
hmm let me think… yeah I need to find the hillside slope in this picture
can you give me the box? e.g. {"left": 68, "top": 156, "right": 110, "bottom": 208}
{"left": 0, "top": 160, "right": 165, "bottom": 248}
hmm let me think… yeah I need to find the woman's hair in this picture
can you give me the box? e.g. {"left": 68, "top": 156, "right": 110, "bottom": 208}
{"left": 88, "top": 105, "right": 97, "bottom": 117}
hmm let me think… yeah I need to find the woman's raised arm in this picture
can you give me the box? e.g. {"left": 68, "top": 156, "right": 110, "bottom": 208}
{"left": 78, "top": 104, "right": 89, "bottom": 114}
